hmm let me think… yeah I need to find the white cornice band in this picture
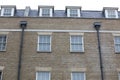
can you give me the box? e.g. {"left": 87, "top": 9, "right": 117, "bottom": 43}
{"left": 0, "top": 29, "right": 119, "bottom": 33}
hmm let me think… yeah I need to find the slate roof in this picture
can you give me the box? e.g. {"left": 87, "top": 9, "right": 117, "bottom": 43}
{"left": 0, "top": 9, "right": 120, "bottom": 18}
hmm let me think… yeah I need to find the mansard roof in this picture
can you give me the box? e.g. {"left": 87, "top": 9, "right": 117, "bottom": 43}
{"left": 0, "top": 5, "right": 120, "bottom": 18}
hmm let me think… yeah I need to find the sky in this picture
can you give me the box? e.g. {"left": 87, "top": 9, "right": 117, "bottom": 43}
{"left": 0, "top": 0, "right": 120, "bottom": 10}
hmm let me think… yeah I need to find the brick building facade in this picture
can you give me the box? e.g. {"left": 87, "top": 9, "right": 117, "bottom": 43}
{"left": 0, "top": 5, "right": 120, "bottom": 80}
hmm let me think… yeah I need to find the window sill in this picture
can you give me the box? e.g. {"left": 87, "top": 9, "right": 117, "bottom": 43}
{"left": 0, "top": 50, "right": 6, "bottom": 52}
{"left": 70, "top": 51, "right": 85, "bottom": 54}
{"left": 37, "top": 51, "right": 52, "bottom": 53}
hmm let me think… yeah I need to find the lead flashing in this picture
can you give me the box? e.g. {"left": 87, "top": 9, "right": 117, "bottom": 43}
{"left": 66, "top": 6, "right": 82, "bottom": 9}
{"left": 38, "top": 5, "right": 54, "bottom": 9}
{"left": 103, "top": 7, "right": 119, "bottom": 11}
{"left": 1, "top": 5, "right": 16, "bottom": 9}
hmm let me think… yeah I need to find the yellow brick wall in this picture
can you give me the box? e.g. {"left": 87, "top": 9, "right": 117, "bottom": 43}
{"left": 0, "top": 18, "right": 119, "bottom": 80}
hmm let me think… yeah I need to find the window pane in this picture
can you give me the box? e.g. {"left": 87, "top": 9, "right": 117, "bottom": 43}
{"left": 71, "top": 44, "right": 82, "bottom": 52}
{"left": 37, "top": 72, "right": 50, "bottom": 80}
{"left": 115, "top": 37, "right": 120, "bottom": 44}
{"left": 39, "top": 43, "right": 50, "bottom": 51}
{"left": 42, "top": 8, "right": 50, "bottom": 16}
{"left": 70, "top": 9, "right": 78, "bottom": 17}
{"left": 72, "top": 72, "right": 85, "bottom": 80}
{"left": 115, "top": 37, "right": 120, "bottom": 52}
{"left": 38, "top": 35, "right": 51, "bottom": 51}
{"left": 0, "top": 36, "right": 6, "bottom": 43}
{"left": 3, "top": 8, "right": 12, "bottom": 16}
{"left": 2, "top": 43, "right": 6, "bottom": 50}
{"left": 0, "top": 36, "right": 6, "bottom": 51}
{"left": 0, "top": 37, "right": 3, "bottom": 43}
{"left": 115, "top": 44, "right": 120, "bottom": 52}
{"left": 71, "top": 36, "right": 82, "bottom": 44}
{"left": 71, "top": 36, "right": 83, "bottom": 52}
{"left": 39, "top": 35, "right": 50, "bottom": 43}
{"left": 3, "top": 36, "right": 6, "bottom": 43}
{"left": 107, "top": 10, "right": 116, "bottom": 18}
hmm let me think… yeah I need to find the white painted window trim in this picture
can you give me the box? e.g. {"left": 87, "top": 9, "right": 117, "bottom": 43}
{"left": 39, "top": 8, "right": 53, "bottom": 17}
{"left": 70, "top": 34, "right": 84, "bottom": 52}
{"left": 114, "top": 36, "right": 120, "bottom": 53}
{"left": 49, "top": 8, "right": 53, "bottom": 17}
{"left": 71, "top": 72, "right": 86, "bottom": 80}
{"left": 105, "top": 10, "right": 118, "bottom": 18}
{"left": 37, "top": 34, "right": 52, "bottom": 52}
{"left": 115, "top": 10, "right": 119, "bottom": 18}
{"left": 36, "top": 71, "right": 51, "bottom": 80}
{"left": 77, "top": 9, "right": 81, "bottom": 17}
{"left": 11, "top": 8, "right": 15, "bottom": 16}
{"left": 67, "top": 9, "right": 70, "bottom": 17}
{"left": 39, "top": 8, "right": 42, "bottom": 17}
{"left": 1, "top": 8, "right": 4, "bottom": 16}
{"left": 67, "top": 9, "right": 80, "bottom": 17}
{"left": 1, "top": 8, "right": 15, "bottom": 16}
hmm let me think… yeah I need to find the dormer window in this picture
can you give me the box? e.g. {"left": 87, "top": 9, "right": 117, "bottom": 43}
{"left": 70, "top": 9, "right": 78, "bottom": 17}
{"left": 3, "top": 8, "right": 12, "bottom": 16}
{"left": 38, "top": 6, "right": 54, "bottom": 17}
{"left": 42, "top": 8, "right": 51, "bottom": 17}
{"left": 1, "top": 5, "right": 16, "bottom": 16}
{"left": 107, "top": 10, "right": 117, "bottom": 18}
{"left": 103, "top": 7, "right": 118, "bottom": 18}
{"left": 66, "top": 6, "right": 81, "bottom": 17}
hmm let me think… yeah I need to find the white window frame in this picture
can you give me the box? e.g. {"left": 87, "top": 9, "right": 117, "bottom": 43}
{"left": 67, "top": 8, "right": 80, "bottom": 17}
{"left": 36, "top": 71, "right": 50, "bottom": 80}
{"left": 114, "top": 36, "right": 120, "bottom": 53}
{"left": 0, "top": 35, "right": 7, "bottom": 51}
{"left": 1, "top": 8, "right": 15, "bottom": 16}
{"left": 39, "top": 8, "right": 53, "bottom": 17}
{"left": 37, "top": 33, "right": 52, "bottom": 52}
{"left": 70, "top": 34, "right": 84, "bottom": 52}
{"left": 71, "top": 72, "right": 86, "bottom": 80}
{"left": 105, "top": 9, "right": 118, "bottom": 18}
